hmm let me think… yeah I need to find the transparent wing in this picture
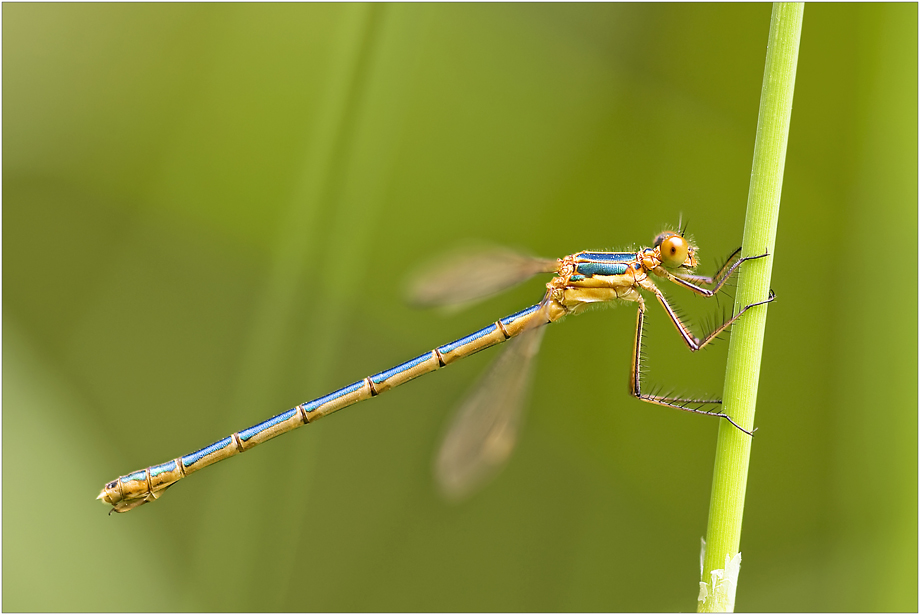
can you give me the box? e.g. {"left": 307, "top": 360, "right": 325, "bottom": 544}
{"left": 434, "top": 323, "right": 547, "bottom": 501}
{"left": 405, "top": 243, "right": 557, "bottom": 311}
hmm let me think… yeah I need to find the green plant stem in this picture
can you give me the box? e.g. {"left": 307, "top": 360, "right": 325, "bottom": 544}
{"left": 698, "top": 4, "right": 803, "bottom": 612}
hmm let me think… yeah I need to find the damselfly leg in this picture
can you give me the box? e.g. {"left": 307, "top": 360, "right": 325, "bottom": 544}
{"left": 628, "top": 286, "right": 776, "bottom": 436}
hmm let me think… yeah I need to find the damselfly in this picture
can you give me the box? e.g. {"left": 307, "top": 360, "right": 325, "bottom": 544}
{"left": 98, "top": 227, "right": 774, "bottom": 513}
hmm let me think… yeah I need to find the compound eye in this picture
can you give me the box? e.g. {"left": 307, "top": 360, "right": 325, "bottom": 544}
{"left": 659, "top": 234, "right": 689, "bottom": 268}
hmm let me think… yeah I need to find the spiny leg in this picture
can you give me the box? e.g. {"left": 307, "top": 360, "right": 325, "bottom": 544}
{"left": 672, "top": 247, "right": 742, "bottom": 286}
{"left": 664, "top": 250, "right": 769, "bottom": 298}
{"left": 627, "top": 290, "right": 775, "bottom": 436}
{"left": 644, "top": 277, "right": 776, "bottom": 352}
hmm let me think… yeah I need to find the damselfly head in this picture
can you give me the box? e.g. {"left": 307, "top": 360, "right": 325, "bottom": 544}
{"left": 653, "top": 232, "right": 698, "bottom": 270}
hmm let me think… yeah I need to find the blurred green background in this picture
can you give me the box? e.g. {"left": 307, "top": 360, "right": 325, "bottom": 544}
{"left": 3, "top": 4, "right": 916, "bottom": 612}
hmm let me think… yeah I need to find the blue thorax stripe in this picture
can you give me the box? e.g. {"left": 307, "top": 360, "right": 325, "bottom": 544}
{"left": 578, "top": 252, "right": 635, "bottom": 262}
{"left": 576, "top": 262, "right": 629, "bottom": 276}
